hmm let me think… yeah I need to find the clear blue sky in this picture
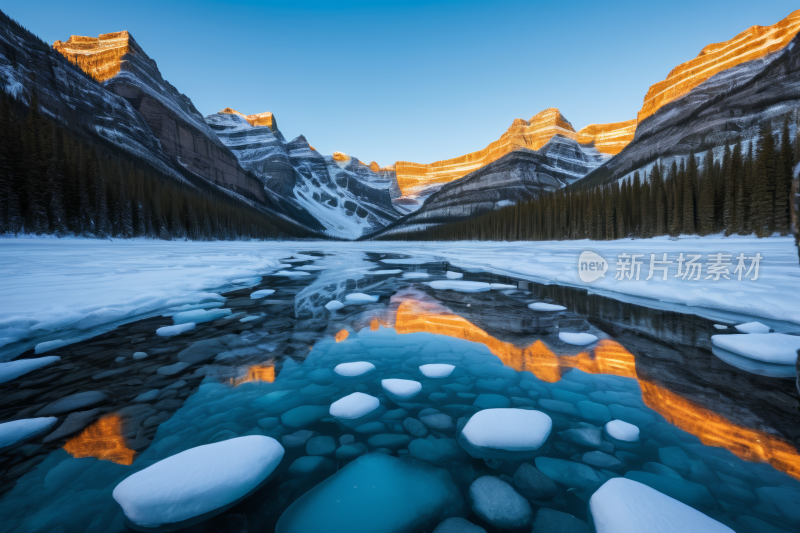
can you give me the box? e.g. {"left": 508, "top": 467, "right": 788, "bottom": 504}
{"left": 5, "top": 1, "right": 798, "bottom": 166}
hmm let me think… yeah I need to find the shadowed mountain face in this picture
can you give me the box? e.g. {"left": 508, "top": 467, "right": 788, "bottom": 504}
{"left": 206, "top": 110, "right": 401, "bottom": 239}
{"left": 372, "top": 135, "right": 606, "bottom": 238}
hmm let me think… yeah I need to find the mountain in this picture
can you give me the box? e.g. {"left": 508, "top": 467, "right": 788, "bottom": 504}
{"left": 206, "top": 109, "right": 401, "bottom": 239}
{"left": 579, "top": 10, "right": 800, "bottom": 189}
{"left": 52, "top": 31, "right": 270, "bottom": 202}
{"left": 394, "top": 108, "right": 635, "bottom": 208}
{"left": 370, "top": 134, "right": 606, "bottom": 238}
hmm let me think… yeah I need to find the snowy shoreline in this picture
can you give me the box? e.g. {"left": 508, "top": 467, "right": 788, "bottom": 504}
{"left": 1, "top": 235, "right": 798, "bottom": 361}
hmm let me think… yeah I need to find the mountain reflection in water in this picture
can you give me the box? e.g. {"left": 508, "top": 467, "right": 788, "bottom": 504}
{"left": 388, "top": 294, "right": 800, "bottom": 480}
{"left": 63, "top": 414, "right": 136, "bottom": 465}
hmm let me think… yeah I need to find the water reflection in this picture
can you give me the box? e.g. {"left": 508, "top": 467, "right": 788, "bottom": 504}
{"left": 63, "top": 414, "right": 135, "bottom": 465}
{"left": 387, "top": 292, "right": 800, "bottom": 480}
{"left": 230, "top": 363, "right": 276, "bottom": 386}
{"left": 335, "top": 329, "right": 349, "bottom": 343}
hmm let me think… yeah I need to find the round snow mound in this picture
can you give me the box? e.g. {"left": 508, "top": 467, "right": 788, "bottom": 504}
{"left": 462, "top": 409, "right": 552, "bottom": 452}
{"left": 558, "top": 332, "right": 598, "bottom": 346}
{"left": 382, "top": 379, "right": 422, "bottom": 399}
{"left": 604, "top": 420, "right": 639, "bottom": 442}
{"left": 329, "top": 392, "right": 380, "bottom": 419}
{"left": 589, "top": 478, "right": 734, "bottom": 533}
{"left": 112, "top": 436, "right": 284, "bottom": 529}
{"left": 734, "top": 321, "right": 770, "bottom": 334}
{"left": 345, "top": 293, "right": 379, "bottom": 304}
{"left": 528, "top": 302, "right": 566, "bottom": 311}
{"left": 334, "top": 362, "right": 376, "bottom": 377}
{"left": 428, "top": 280, "right": 490, "bottom": 292}
{"left": 325, "top": 301, "right": 345, "bottom": 311}
{"left": 419, "top": 364, "right": 455, "bottom": 378}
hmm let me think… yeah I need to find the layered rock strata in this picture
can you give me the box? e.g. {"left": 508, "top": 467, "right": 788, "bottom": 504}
{"left": 53, "top": 32, "right": 265, "bottom": 202}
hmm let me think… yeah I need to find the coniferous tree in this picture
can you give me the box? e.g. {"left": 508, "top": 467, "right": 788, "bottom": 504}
{"left": 775, "top": 117, "right": 793, "bottom": 235}
{"left": 753, "top": 123, "right": 776, "bottom": 237}
{"left": 697, "top": 149, "right": 715, "bottom": 235}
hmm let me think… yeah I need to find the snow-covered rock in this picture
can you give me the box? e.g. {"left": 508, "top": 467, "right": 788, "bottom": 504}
{"left": 382, "top": 379, "right": 422, "bottom": 399}
{"left": 604, "top": 420, "right": 640, "bottom": 442}
{"left": 333, "top": 362, "right": 376, "bottom": 377}
{"left": 156, "top": 323, "right": 196, "bottom": 337}
{"left": 559, "top": 332, "right": 598, "bottom": 345}
{"left": 329, "top": 392, "right": 380, "bottom": 419}
{"left": 250, "top": 289, "right": 275, "bottom": 299}
{"left": 711, "top": 333, "right": 800, "bottom": 365}
{"left": 0, "top": 417, "right": 57, "bottom": 450}
{"left": 428, "top": 280, "right": 491, "bottom": 292}
{"left": 0, "top": 356, "right": 60, "bottom": 384}
{"left": 34, "top": 339, "right": 68, "bottom": 354}
{"left": 460, "top": 409, "right": 552, "bottom": 458}
{"left": 489, "top": 283, "right": 516, "bottom": 290}
{"left": 528, "top": 302, "right": 567, "bottom": 311}
{"left": 113, "top": 436, "right": 284, "bottom": 529}
{"left": 403, "top": 272, "right": 430, "bottom": 279}
{"left": 345, "top": 293, "right": 379, "bottom": 304}
{"left": 734, "top": 321, "right": 771, "bottom": 333}
{"left": 420, "top": 364, "right": 455, "bottom": 378}
{"left": 132, "top": 352, "right": 148, "bottom": 360}
{"left": 325, "top": 300, "right": 345, "bottom": 311}
{"left": 446, "top": 271, "right": 463, "bottom": 279}
{"left": 589, "top": 478, "right": 734, "bottom": 533}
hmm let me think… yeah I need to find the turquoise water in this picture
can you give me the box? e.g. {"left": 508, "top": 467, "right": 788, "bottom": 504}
{"left": 1, "top": 255, "right": 799, "bottom": 533}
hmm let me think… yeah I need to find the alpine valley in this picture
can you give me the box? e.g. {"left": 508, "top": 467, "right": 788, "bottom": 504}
{"left": 0, "top": 8, "right": 799, "bottom": 239}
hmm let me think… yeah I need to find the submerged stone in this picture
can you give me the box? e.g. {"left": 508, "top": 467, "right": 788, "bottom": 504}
{"left": 534, "top": 457, "right": 603, "bottom": 492}
{"left": 623, "top": 471, "right": 716, "bottom": 509}
{"left": 533, "top": 509, "right": 590, "bottom": 533}
{"left": 513, "top": 462, "right": 557, "bottom": 500}
{"left": 433, "top": 517, "right": 486, "bottom": 533}
{"left": 468, "top": 476, "right": 532, "bottom": 530}
{"left": 275, "top": 454, "right": 463, "bottom": 533}
{"left": 281, "top": 406, "right": 329, "bottom": 429}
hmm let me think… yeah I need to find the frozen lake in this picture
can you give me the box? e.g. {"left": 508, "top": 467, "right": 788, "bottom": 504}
{"left": 0, "top": 245, "right": 799, "bottom": 532}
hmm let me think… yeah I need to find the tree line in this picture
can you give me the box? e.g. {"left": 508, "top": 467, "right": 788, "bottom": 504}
{"left": 381, "top": 117, "right": 799, "bottom": 242}
{"left": 0, "top": 88, "right": 318, "bottom": 240}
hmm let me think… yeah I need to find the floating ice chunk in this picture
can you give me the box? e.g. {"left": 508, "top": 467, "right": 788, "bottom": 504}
{"left": 713, "top": 324, "right": 728, "bottom": 330}
{"left": 528, "top": 302, "right": 566, "bottom": 311}
{"left": 420, "top": 364, "right": 455, "bottom": 378}
{"left": 369, "top": 269, "right": 402, "bottom": 275}
{"left": 711, "top": 333, "right": 800, "bottom": 365}
{"left": 273, "top": 270, "right": 310, "bottom": 277}
{"left": 345, "top": 293, "right": 379, "bottom": 304}
{"left": 34, "top": 339, "right": 69, "bottom": 354}
{"left": 0, "top": 417, "right": 57, "bottom": 449}
{"left": 113, "top": 436, "right": 284, "bottom": 529}
{"left": 490, "top": 283, "right": 516, "bottom": 290}
{"left": 325, "top": 300, "right": 345, "bottom": 311}
{"left": 239, "top": 316, "right": 260, "bottom": 323}
{"left": 0, "top": 356, "right": 60, "bottom": 384}
{"left": 446, "top": 271, "right": 463, "bottom": 279}
{"left": 173, "top": 308, "right": 231, "bottom": 325}
{"left": 403, "top": 272, "right": 430, "bottom": 279}
{"left": 334, "top": 362, "right": 376, "bottom": 377}
{"left": 330, "top": 392, "right": 380, "bottom": 419}
{"left": 428, "top": 280, "right": 490, "bottom": 292}
{"left": 382, "top": 379, "right": 422, "bottom": 399}
{"left": 734, "top": 321, "right": 770, "bottom": 333}
{"left": 156, "top": 323, "right": 196, "bottom": 337}
{"left": 461, "top": 409, "right": 552, "bottom": 453}
{"left": 250, "top": 289, "right": 275, "bottom": 299}
{"left": 559, "top": 332, "right": 598, "bottom": 346}
{"left": 589, "top": 478, "right": 734, "bottom": 533}
{"left": 712, "top": 345, "right": 797, "bottom": 378}
{"left": 132, "top": 352, "right": 148, "bottom": 360}
{"left": 294, "top": 265, "right": 326, "bottom": 271}
{"left": 231, "top": 276, "right": 261, "bottom": 285}
{"left": 605, "top": 420, "right": 640, "bottom": 442}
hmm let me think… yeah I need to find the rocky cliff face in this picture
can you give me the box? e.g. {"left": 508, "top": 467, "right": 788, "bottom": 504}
{"left": 374, "top": 135, "right": 606, "bottom": 238}
{"left": 206, "top": 110, "right": 401, "bottom": 239}
{"left": 394, "top": 108, "right": 630, "bottom": 203}
{"left": 53, "top": 31, "right": 266, "bottom": 202}
{"left": 579, "top": 30, "right": 800, "bottom": 190}
{"left": 637, "top": 9, "right": 800, "bottom": 124}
